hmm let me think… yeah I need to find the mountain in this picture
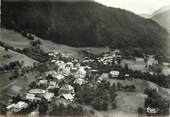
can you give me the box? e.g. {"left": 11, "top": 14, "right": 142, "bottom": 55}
{"left": 1, "top": 1, "right": 169, "bottom": 54}
{"left": 152, "top": 5, "right": 170, "bottom": 17}
{"left": 152, "top": 5, "right": 170, "bottom": 33}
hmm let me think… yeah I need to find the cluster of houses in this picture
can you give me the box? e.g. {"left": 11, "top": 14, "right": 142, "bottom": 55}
{"left": 82, "top": 50, "right": 122, "bottom": 68}
{"left": 4, "top": 50, "right": 160, "bottom": 114}
{"left": 5, "top": 52, "right": 90, "bottom": 113}
{"left": 5, "top": 50, "right": 124, "bottom": 113}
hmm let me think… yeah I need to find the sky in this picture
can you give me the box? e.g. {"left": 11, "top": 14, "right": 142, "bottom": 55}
{"left": 95, "top": 0, "right": 170, "bottom": 14}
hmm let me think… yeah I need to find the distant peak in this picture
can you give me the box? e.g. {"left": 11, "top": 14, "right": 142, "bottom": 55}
{"left": 152, "top": 5, "right": 170, "bottom": 16}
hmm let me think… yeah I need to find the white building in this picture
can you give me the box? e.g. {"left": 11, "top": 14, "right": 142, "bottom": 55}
{"left": 29, "top": 89, "right": 46, "bottom": 94}
{"left": 74, "top": 78, "right": 87, "bottom": 85}
{"left": 10, "top": 101, "right": 28, "bottom": 112}
{"left": 60, "top": 94, "right": 74, "bottom": 102}
{"left": 43, "top": 92, "right": 54, "bottom": 102}
{"left": 109, "top": 71, "right": 120, "bottom": 78}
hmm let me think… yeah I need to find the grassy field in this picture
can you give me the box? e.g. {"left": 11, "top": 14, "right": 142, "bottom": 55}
{"left": 121, "top": 59, "right": 146, "bottom": 72}
{"left": 0, "top": 46, "right": 37, "bottom": 66}
{"left": 0, "top": 72, "right": 12, "bottom": 90}
{"left": 1, "top": 28, "right": 31, "bottom": 49}
{"left": 95, "top": 77, "right": 170, "bottom": 116}
{"left": 162, "top": 66, "right": 170, "bottom": 76}
{"left": 0, "top": 71, "right": 38, "bottom": 103}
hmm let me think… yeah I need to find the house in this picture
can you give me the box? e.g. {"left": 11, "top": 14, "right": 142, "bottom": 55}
{"left": 51, "top": 59, "right": 56, "bottom": 63}
{"left": 109, "top": 71, "right": 119, "bottom": 78}
{"left": 148, "top": 82, "right": 159, "bottom": 92}
{"left": 135, "top": 58, "right": 144, "bottom": 63}
{"left": 125, "top": 74, "right": 130, "bottom": 79}
{"left": 74, "top": 67, "right": 86, "bottom": 79}
{"left": 38, "top": 80, "right": 48, "bottom": 86}
{"left": 37, "top": 76, "right": 44, "bottom": 80}
{"left": 48, "top": 52, "right": 55, "bottom": 57}
{"left": 56, "top": 74, "right": 65, "bottom": 80}
{"left": 6, "top": 104, "right": 15, "bottom": 111}
{"left": 146, "top": 58, "right": 158, "bottom": 68}
{"left": 100, "top": 73, "right": 109, "bottom": 79}
{"left": 29, "top": 89, "right": 46, "bottom": 94}
{"left": 75, "top": 63, "right": 81, "bottom": 68}
{"left": 13, "top": 101, "right": 28, "bottom": 112}
{"left": 59, "top": 84, "right": 74, "bottom": 94}
{"left": 55, "top": 61, "right": 65, "bottom": 69}
{"left": 43, "top": 93, "right": 54, "bottom": 102}
{"left": 25, "top": 93, "right": 41, "bottom": 101}
{"left": 59, "top": 94, "right": 74, "bottom": 102}
{"left": 70, "top": 67, "right": 78, "bottom": 73}
{"left": 45, "top": 71, "right": 58, "bottom": 78}
{"left": 146, "top": 107, "right": 159, "bottom": 114}
{"left": 66, "top": 62, "right": 74, "bottom": 68}
{"left": 97, "top": 77, "right": 103, "bottom": 83}
{"left": 49, "top": 81, "right": 57, "bottom": 86}
{"left": 74, "top": 78, "right": 87, "bottom": 85}
{"left": 47, "top": 85, "right": 59, "bottom": 93}
{"left": 25, "top": 93, "right": 35, "bottom": 101}
{"left": 84, "top": 66, "right": 91, "bottom": 70}
{"left": 62, "top": 67, "right": 71, "bottom": 76}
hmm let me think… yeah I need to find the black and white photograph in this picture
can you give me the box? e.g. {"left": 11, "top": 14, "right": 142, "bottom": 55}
{"left": 0, "top": 0, "right": 170, "bottom": 116}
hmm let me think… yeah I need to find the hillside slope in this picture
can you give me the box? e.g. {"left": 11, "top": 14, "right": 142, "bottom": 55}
{"left": 1, "top": 28, "right": 110, "bottom": 58}
{"left": 1, "top": 1, "right": 169, "bottom": 53}
{"left": 0, "top": 46, "right": 37, "bottom": 66}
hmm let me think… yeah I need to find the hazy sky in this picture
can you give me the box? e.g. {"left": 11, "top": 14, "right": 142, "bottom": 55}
{"left": 95, "top": 0, "right": 170, "bottom": 14}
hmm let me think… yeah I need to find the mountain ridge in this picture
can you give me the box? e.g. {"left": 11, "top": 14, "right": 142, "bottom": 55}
{"left": 152, "top": 5, "right": 170, "bottom": 17}
{"left": 152, "top": 7, "right": 170, "bottom": 33}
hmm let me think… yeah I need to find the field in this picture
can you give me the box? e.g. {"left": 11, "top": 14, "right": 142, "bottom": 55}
{"left": 0, "top": 46, "right": 37, "bottom": 66}
{"left": 0, "top": 71, "right": 38, "bottom": 103}
{"left": 121, "top": 59, "right": 146, "bottom": 72}
{"left": 94, "top": 78, "right": 170, "bottom": 117}
{"left": 162, "top": 66, "right": 170, "bottom": 76}
{"left": 1, "top": 28, "right": 30, "bottom": 49}
{"left": 0, "top": 72, "right": 12, "bottom": 90}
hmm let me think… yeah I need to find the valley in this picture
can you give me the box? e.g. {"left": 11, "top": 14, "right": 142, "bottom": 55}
{"left": 0, "top": 28, "right": 170, "bottom": 116}
{"left": 0, "top": 1, "right": 170, "bottom": 116}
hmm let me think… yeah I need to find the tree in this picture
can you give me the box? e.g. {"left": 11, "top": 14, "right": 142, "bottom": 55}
{"left": 91, "top": 97, "right": 103, "bottom": 110}
{"left": 22, "top": 48, "right": 30, "bottom": 55}
{"left": 112, "top": 101, "right": 117, "bottom": 109}
{"left": 49, "top": 104, "right": 58, "bottom": 116}
{"left": 138, "top": 107, "right": 144, "bottom": 115}
{"left": 67, "top": 104, "right": 74, "bottom": 115}
{"left": 27, "top": 34, "right": 34, "bottom": 40}
{"left": 124, "top": 63, "right": 129, "bottom": 72}
{"left": 38, "top": 99, "right": 48, "bottom": 116}
{"left": 29, "top": 82, "right": 37, "bottom": 89}
{"left": 4, "top": 46, "right": 8, "bottom": 51}
{"left": 39, "top": 104, "right": 47, "bottom": 116}
{"left": 12, "top": 95, "right": 21, "bottom": 103}
{"left": 144, "top": 88, "right": 169, "bottom": 116}
{"left": 0, "top": 104, "right": 7, "bottom": 116}
{"left": 57, "top": 103, "right": 66, "bottom": 116}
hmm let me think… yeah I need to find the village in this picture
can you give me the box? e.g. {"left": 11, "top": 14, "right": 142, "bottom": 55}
{"left": 0, "top": 35, "right": 170, "bottom": 116}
